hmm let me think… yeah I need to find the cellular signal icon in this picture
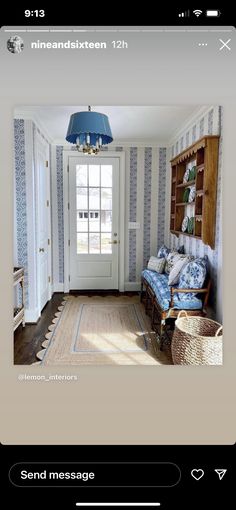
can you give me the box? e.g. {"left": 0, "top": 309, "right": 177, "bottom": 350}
{"left": 178, "top": 10, "right": 190, "bottom": 17}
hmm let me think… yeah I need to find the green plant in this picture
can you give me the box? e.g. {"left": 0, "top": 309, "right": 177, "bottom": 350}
{"left": 187, "top": 216, "right": 194, "bottom": 234}
{"left": 183, "top": 188, "right": 190, "bottom": 202}
{"left": 188, "top": 166, "right": 196, "bottom": 181}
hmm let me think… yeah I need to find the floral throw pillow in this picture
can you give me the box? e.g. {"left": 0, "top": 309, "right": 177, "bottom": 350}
{"left": 164, "top": 251, "right": 182, "bottom": 274}
{"left": 179, "top": 257, "right": 208, "bottom": 292}
{"left": 147, "top": 256, "right": 166, "bottom": 273}
{"left": 157, "top": 244, "right": 170, "bottom": 259}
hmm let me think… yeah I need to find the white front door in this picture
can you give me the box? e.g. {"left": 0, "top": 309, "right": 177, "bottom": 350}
{"left": 69, "top": 157, "right": 119, "bottom": 290}
{"left": 36, "top": 139, "right": 50, "bottom": 310}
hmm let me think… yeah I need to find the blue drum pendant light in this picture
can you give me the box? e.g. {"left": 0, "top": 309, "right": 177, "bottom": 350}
{"left": 66, "top": 106, "right": 113, "bottom": 154}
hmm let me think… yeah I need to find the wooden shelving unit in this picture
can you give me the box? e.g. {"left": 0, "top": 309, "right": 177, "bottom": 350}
{"left": 13, "top": 267, "right": 25, "bottom": 331}
{"left": 170, "top": 135, "right": 219, "bottom": 248}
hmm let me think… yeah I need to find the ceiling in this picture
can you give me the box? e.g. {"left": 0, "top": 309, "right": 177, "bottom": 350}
{"left": 15, "top": 105, "right": 200, "bottom": 143}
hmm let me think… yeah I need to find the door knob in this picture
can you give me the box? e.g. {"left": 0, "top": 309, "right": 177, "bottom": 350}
{"left": 39, "top": 248, "right": 45, "bottom": 252}
{"left": 108, "top": 240, "right": 118, "bottom": 244}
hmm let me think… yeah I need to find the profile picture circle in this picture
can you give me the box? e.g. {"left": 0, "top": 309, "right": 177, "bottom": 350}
{"left": 7, "top": 36, "right": 24, "bottom": 54}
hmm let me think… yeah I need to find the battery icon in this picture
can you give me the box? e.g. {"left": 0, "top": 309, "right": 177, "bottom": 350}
{"left": 206, "top": 10, "right": 221, "bottom": 17}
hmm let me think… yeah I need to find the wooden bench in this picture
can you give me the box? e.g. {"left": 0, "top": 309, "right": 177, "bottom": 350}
{"left": 141, "top": 274, "right": 211, "bottom": 350}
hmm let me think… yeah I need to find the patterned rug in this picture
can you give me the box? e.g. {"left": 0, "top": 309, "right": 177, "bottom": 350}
{"left": 35, "top": 296, "right": 172, "bottom": 366}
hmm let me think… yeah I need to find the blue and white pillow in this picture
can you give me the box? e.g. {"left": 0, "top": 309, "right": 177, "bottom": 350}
{"left": 157, "top": 244, "right": 170, "bottom": 259}
{"left": 179, "top": 257, "right": 208, "bottom": 296}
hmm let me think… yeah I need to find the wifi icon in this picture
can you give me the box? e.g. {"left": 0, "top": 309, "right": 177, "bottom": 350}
{"left": 193, "top": 9, "right": 203, "bottom": 16}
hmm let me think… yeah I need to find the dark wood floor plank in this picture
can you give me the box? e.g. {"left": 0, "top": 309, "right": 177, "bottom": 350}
{"left": 14, "top": 293, "right": 64, "bottom": 365}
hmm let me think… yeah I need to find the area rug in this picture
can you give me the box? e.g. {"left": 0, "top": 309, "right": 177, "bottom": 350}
{"left": 35, "top": 296, "right": 172, "bottom": 366}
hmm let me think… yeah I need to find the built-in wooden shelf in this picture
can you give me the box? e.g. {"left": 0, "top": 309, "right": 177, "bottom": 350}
{"left": 176, "top": 202, "right": 195, "bottom": 206}
{"left": 170, "top": 135, "right": 220, "bottom": 248}
{"left": 176, "top": 179, "right": 195, "bottom": 189}
{"left": 171, "top": 230, "right": 200, "bottom": 239}
{"left": 197, "top": 164, "right": 205, "bottom": 172}
{"left": 196, "top": 189, "right": 204, "bottom": 196}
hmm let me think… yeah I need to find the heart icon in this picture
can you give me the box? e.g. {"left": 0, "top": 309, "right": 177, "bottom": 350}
{"left": 191, "top": 469, "right": 204, "bottom": 481}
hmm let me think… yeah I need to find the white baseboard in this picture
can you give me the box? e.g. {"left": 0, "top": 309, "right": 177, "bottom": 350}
{"left": 25, "top": 308, "right": 40, "bottom": 323}
{"left": 53, "top": 282, "right": 141, "bottom": 292}
{"left": 124, "top": 282, "right": 141, "bottom": 292}
{"left": 52, "top": 283, "right": 64, "bottom": 292}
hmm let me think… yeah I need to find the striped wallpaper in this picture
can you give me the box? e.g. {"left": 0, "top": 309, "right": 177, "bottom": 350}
{"left": 143, "top": 148, "right": 152, "bottom": 268}
{"left": 14, "top": 119, "right": 29, "bottom": 307}
{"left": 129, "top": 147, "right": 138, "bottom": 282}
{"left": 126, "top": 146, "right": 167, "bottom": 285}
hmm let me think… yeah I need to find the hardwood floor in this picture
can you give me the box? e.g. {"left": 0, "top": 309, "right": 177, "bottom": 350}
{"left": 14, "top": 293, "right": 64, "bottom": 365}
{"left": 14, "top": 291, "right": 138, "bottom": 364}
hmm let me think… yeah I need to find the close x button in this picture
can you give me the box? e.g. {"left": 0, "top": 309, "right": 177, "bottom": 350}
{"left": 9, "top": 462, "right": 181, "bottom": 488}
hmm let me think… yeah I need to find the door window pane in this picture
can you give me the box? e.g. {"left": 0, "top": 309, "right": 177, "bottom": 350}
{"left": 89, "top": 233, "right": 100, "bottom": 253}
{"left": 101, "top": 210, "right": 112, "bottom": 232}
{"left": 101, "top": 233, "right": 112, "bottom": 254}
{"left": 77, "top": 233, "right": 88, "bottom": 254}
{"left": 101, "top": 188, "right": 112, "bottom": 209}
{"left": 77, "top": 188, "right": 88, "bottom": 209}
{"left": 76, "top": 165, "right": 87, "bottom": 186}
{"left": 101, "top": 165, "right": 112, "bottom": 187}
{"left": 89, "top": 165, "right": 100, "bottom": 186}
{"left": 77, "top": 212, "right": 88, "bottom": 232}
{"left": 89, "top": 188, "right": 100, "bottom": 209}
{"left": 75, "top": 163, "right": 114, "bottom": 255}
{"left": 89, "top": 211, "right": 100, "bottom": 232}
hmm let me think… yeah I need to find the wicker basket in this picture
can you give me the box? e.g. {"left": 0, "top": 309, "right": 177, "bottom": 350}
{"left": 171, "top": 311, "right": 223, "bottom": 365}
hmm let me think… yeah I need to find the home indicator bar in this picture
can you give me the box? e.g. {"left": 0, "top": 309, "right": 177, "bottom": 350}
{"left": 75, "top": 504, "right": 161, "bottom": 507}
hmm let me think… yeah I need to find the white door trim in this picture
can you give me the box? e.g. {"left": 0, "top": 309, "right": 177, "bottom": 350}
{"left": 35, "top": 130, "right": 52, "bottom": 313}
{"left": 63, "top": 150, "right": 125, "bottom": 293}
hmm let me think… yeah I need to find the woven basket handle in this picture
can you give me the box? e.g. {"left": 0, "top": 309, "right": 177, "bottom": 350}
{"left": 177, "top": 310, "right": 188, "bottom": 320}
{"left": 215, "top": 326, "right": 223, "bottom": 337}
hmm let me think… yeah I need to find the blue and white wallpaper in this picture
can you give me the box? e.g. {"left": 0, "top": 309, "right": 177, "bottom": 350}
{"left": 14, "top": 119, "right": 51, "bottom": 314}
{"left": 14, "top": 119, "right": 29, "bottom": 307}
{"left": 143, "top": 148, "right": 152, "bottom": 268}
{"left": 129, "top": 147, "right": 138, "bottom": 282}
{"left": 157, "top": 148, "right": 167, "bottom": 252}
{"left": 56, "top": 146, "right": 64, "bottom": 284}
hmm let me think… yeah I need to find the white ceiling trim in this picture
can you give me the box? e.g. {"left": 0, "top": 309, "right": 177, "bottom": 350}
{"left": 14, "top": 111, "right": 54, "bottom": 144}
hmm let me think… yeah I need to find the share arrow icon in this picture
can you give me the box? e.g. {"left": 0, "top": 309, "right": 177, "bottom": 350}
{"left": 215, "top": 469, "right": 227, "bottom": 480}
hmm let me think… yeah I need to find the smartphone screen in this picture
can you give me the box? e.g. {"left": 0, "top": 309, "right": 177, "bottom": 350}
{"left": 0, "top": 6, "right": 235, "bottom": 509}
